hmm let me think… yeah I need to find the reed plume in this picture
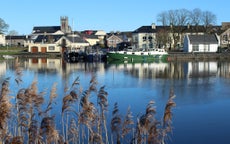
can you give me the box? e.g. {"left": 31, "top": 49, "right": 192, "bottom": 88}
{"left": 111, "top": 102, "right": 122, "bottom": 144}
{"left": 39, "top": 82, "right": 62, "bottom": 144}
{"left": 62, "top": 77, "right": 81, "bottom": 143}
{"left": 79, "top": 90, "right": 99, "bottom": 143}
{"left": 14, "top": 78, "right": 48, "bottom": 144}
{"left": 122, "top": 106, "right": 134, "bottom": 143}
{"left": 162, "top": 88, "right": 176, "bottom": 143}
{"left": 89, "top": 74, "right": 98, "bottom": 92}
{"left": 67, "top": 119, "right": 79, "bottom": 144}
{"left": 6, "top": 136, "right": 23, "bottom": 144}
{"left": 40, "top": 116, "right": 60, "bottom": 144}
{"left": 147, "top": 121, "right": 160, "bottom": 144}
{"left": 134, "top": 100, "right": 157, "bottom": 143}
{"left": 43, "top": 83, "right": 58, "bottom": 115}
{"left": 0, "top": 78, "right": 12, "bottom": 142}
{"left": 14, "top": 57, "right": 23, "bottom": 85}
{"left": 79, "top": 90, "right": 98, "bottom": 127}
{"left": 97, "top": 85, "right": 109, "bottom": 143}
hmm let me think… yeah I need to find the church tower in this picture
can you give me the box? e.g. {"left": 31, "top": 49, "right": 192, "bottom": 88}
{"left": 60, "top": 16, "right": 71, "bottom": 33}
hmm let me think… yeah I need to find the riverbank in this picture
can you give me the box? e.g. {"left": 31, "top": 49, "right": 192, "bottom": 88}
{"left": 167, "top": 52, "right": 230, "bottom": 61}
{"left": 1, "top": 47, "right": 230, "bottom": 61}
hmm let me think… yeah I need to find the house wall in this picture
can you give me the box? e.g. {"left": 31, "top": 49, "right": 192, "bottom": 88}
{"left": 133, "top": 33, "right": 156, "bottom": 49}
{"left": 56, "top": 37, "right": 90, "bottom": 52}
{"left": 220, "top": 28, "right": 230, "bottom": 48}
{"left": 6, "top": 39, "right": 25, "bottom": 47}
{"left": 85, "top": 38, "right": 99, "bottom": 46}
{"left": 107, "top": 35, "right": 123, "bottom": 48}
{"left": 187, "top": 43, "right": 218, "bottom": 52}
{"left": 0, "top": 34, "right": 5, "bottom": 46}
{"left": 183, "top": 35, "right": 189, "bottom": 52}
{"left": 28, "top": 43, "right": 60, "bottom": 53}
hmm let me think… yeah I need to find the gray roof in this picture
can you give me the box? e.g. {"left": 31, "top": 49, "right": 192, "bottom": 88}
{"left": 34, "top": 35, "right": 63, "bottom": 43}
{"left": 133, "top": 25, "right": 222, "bottom": 34}
{"left": 32, "top": 26, "right": 61, "bottom": 34}
{"left": 5, "top": 35, "right": 28, "bottom": 40}
{"left": 188, "top": 34, "right": 218, "bottom": 44}
{"left": 66, "top": 36, "right": 88, "bottom": 43}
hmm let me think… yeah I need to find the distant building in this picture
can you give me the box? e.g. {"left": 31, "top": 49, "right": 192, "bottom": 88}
{"left": 106, "top": 34, "right": 123, "bottom": 48}
{"left": 28, "top": 16, "right": 91, "bottom": 53}
{"left": 31, "top": 16, "right": 71, "bottom": 36}
{"left": 28, "top": 34, "right": 89, "bottom": 53}
{"left": 0, "top": 33, "right": 5, "bottom": 46}
{"left": 132, "top": 23, "right": 221, "bottom": 50}
{"left": 219, "top": 22, "right": 230, "bottom": 48}
{"left": 81, "top": 30, "right": 107, "bottom": 46}
{"left": 5, "top": 35, "right": 29, "bottom": 47}
{"left": 183, "top": 34, "right": 219, "bottom": 53}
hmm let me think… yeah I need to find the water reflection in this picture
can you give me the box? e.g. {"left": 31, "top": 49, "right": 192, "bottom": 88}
{"left": 2, "top": 58, "right": 230, "bottom": 80}
{"left": 1, "top": 58, "right": 230, "bottom": 144}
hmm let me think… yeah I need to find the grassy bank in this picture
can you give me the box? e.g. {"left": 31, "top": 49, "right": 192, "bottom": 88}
{"left": 0, "top": 46, "right": 28, "bottom": 55}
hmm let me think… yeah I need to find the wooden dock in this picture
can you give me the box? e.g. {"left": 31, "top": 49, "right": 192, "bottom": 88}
{"left": 167, "top": 52, "right": 230, "bottom": 61}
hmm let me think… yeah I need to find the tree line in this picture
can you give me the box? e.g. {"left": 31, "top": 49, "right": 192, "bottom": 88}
{"left": 157, "top": 8, "right": 216, "bottom": 27}
{"left": 156, "top": 8, "right": 217, "bottom": 49}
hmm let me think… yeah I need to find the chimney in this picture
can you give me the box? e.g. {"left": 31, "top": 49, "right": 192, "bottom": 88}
{"left": 187, "top": 23, "right": 190, "bottom": 29}
{"left": 151, "top": 23, "right": 156, "bottom": 29}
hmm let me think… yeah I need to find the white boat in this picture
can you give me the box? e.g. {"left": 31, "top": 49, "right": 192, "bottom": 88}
{"left": 3, "top": 55, "right": 15, "bottom": 59}
{"left": 107, "top": 48, "right": 168, "bottom": 62}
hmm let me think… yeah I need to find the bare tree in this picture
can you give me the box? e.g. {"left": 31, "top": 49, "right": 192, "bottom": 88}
{"left": 8, "top": 30, "right": 19, "bottom": 36}
{"left": 157, "top": 11, "right": 169, "bottom": 26}
{"left": 0, "top": 18, "right": 9, "bottom": 34}
{"left": 156, "top": 8, "right": 217, "bottom": 48}
{"left": 190, "top": 8, "right": 202, "bottom": 25}
{"left": 202, "top": 10, "right": 217, "bottom": 26}
{"left": 177, "top": 9, "right": 190, "bottom": 26}
{"left": 156, "top": 28, "right": 170, "bottom": 48}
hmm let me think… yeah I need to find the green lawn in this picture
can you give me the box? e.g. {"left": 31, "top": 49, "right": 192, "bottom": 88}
{"left": 0, "top": 46, "right": 28, "bottom": 55}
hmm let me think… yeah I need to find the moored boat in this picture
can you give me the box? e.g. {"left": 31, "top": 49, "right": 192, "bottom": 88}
{"left": 3, "top": 55, "right": 15, "bottom": 59}
{"left": 107, "top": 48, "right": 168, "bottom": 62}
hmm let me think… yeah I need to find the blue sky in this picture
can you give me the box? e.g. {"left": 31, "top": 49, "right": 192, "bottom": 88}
{"left": 1, "top": 0, "right": 229, "bottom": 34}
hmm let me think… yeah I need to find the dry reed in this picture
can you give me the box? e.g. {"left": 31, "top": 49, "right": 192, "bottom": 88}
{"left": 0, "top": 64, "right": 176, "bottom": 144}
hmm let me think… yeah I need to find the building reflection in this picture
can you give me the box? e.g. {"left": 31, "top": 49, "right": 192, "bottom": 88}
{"left": 218, "top": 62, "right": 230, "bottom": 78}
{"left": 23, "top": 58, "right": 106, "bottom": 77}
{"left": 7, "top": 58, "right": 230, "bottom": 80}
{"left": 109, "top": 62, "right": 170, "bottom": 79}
{"left": 0, "top": 61, "right": 6, "bottom": 78}
{"left": 186, "top": 61, "right": 218, "bottom": 78}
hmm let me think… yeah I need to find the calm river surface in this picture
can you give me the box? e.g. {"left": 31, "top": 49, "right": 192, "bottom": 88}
{"left": 1, "top": 58, "right": 230, "bottom": 144}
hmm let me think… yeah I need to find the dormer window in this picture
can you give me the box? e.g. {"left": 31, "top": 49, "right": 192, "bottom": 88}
{"left": 148, "top": 36, "right": 152, "bottom": 41}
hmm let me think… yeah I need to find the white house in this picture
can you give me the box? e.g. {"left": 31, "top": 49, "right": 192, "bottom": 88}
{"left": 0, "top": 33, "right": 5, "bottom": 46}
{"left": 28, "top": 34, "right": 89, "bottom": 53}
{"left": 132, "top": 24, "right": 157, "bottom": 50}
{"left": 219, "top": 27, "right": 230, "bottom": 48}
{"left": 183, "top": 34, "right": 219, "bottom": 53}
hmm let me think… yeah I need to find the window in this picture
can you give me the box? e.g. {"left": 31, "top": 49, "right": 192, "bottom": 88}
{"left": 48, "top": 46, "right": 55, "bottom": 50}
{"left": 204, "top": 44, "right": 209, "bottom": 52}
{"left": 192, "top": 44, "right": 199, "bottom": 51}
{"left": 149, "top": 43, "right": 153, "bottom": 48}
{"left": 143, "top": 36, "right": 147, "bottom": 41}
{"left": 148, "top": 36, "right": 152, "bottom": 42}
{"left": 142, "top": 44, "right": 147, "bottom": 49}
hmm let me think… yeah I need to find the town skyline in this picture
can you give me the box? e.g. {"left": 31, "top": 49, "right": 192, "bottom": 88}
{"left": 1, "top": 0, "right": 230, "bottom": 35}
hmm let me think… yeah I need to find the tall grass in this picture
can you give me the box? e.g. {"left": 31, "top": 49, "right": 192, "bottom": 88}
{"left": 0, "top": 61, "right": 176, "bottom": 144}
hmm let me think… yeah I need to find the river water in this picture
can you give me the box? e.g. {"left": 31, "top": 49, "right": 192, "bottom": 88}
{"left": 0, "top": 58, "right": 230, "bottom": 144}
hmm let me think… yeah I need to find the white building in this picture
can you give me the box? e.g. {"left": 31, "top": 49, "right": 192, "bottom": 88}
{"left": 0, "top": 33, "right": 5, "bottom": 46}
{"left": 183, "top": 34, "right": 219, "bottom": 53}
